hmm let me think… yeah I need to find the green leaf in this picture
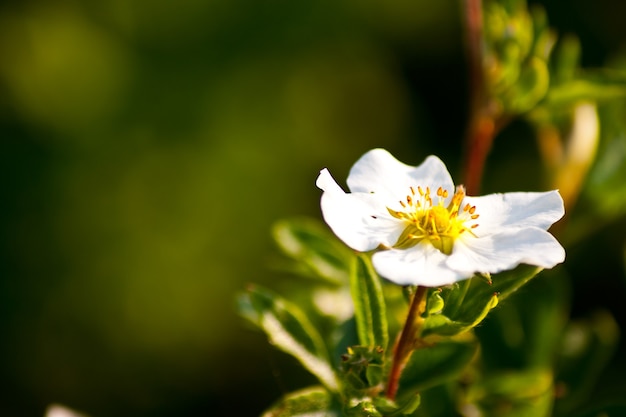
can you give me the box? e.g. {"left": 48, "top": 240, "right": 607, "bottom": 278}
{"left": 373, "top": 395, "right": 421, "bottom": 416}
{"left": 397, "top": 339, "right": 478, "bottom": 400}
{"left": 272, "top": 217, "right": 354, "bottom": 284}
{"left": 467, "top": 368, "right": 554, "bottom": 417}
{"left": 261, "top": 386, "right": 341, "bottom": 417}
{"left": 238, "top": 285, "right": 339, "bottom": 392}
{"left": 340, "top": 345, "right": 385, "bottom": 391}
{"left": 551, "top": 35, "right": 580, "bottom": 83}
{"left": 503, "top": 56, "right": 550, "bottom": 114}
{"left": 542, "top": 70, "right": 626, "bottom": 110}
{"left": 449, "top": 264, "right": 542, "bottom": 315}
{"left": 421, "top": 265, "right": 541, "bottom": 337}
{"left": 475, "top": 269, "right": 570, "bottom": 371}
{"left": 350, "top": 255, "right": 388, "bottom": 350}
{"left": 421, "top": 293, "right": 497, "bottom": 337}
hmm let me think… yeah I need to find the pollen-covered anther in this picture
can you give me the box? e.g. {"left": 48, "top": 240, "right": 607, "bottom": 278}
{"left": 388, "top": 184, "right": 480, "bottom": 255}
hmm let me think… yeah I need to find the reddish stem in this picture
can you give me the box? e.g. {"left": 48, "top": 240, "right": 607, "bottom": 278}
{"left": 385, "top": 286, "right": 427, "bottom": 400}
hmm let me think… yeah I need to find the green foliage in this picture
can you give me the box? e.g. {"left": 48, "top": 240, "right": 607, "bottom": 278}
{"left": 239, "top": 217, "right": 588, "bottom": 416}
{"left": 422, "top": 265, "right": 541, "bottom": 337}
{"left": 467, "top": 368, "right": 554, "bottom": 417}
{"left": 350, "top": 255, "right": 388, "bottom": 350}
{"left": 397, "top": 339, "right": 478, "bottom": 398}
{"left": 272, "top": 218, "right": 354, "bottom": 285}
{"left": 483, "top": 0, "right": 555, "bottom": 116}
{"left": 340, "top": 345, "right": 385, "bottom": 392}
{"left": 236, "top": 1, "right": 626, "bottom": 416}
{"left": 261, "top": 386, "right": 341, "bottom": 417}
{"left": 238, "top": 285, "right": 340, "bottom": 392}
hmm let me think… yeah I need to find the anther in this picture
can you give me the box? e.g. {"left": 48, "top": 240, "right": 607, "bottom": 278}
{"left": 399, "top": 201, "right": 406, "bottom": 208}
{"left": 410, "top": 186, "right": 415, "bottom": 195}
{"left": 407, "top": 195, "right": 412, "bottom": 205}
{"left": 471, "top": 214, "right": 479, "bottom": 220}
{"left": 469, "top": 206, "right": 476, "bottom": 214}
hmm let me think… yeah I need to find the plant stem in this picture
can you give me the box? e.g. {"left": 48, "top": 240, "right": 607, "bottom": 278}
{"left": 462, "top": 0, "right": 495, "bottom": 196}
{"left": 385, "top": 286, "right": 428, "bottom": 400}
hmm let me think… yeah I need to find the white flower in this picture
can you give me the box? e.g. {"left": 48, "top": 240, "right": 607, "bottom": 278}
{"left": 316, "top": 149, "right": 565, "bottom": 287}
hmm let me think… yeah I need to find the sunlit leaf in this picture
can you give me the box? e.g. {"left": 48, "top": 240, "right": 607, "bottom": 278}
{"left": 238, "top": 285, "right": 340, "bottom": 392}
{"left": 272, "top": 218, "right": 354, "bottom": 284}
{"left": 350, "top": 255, "right": 388, "bottom": 350}
{"left": 261, "top": 386, "right": 341, "bottom": 417}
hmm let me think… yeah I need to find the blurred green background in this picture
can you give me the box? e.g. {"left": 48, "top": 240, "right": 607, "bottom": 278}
{"left": 1, "top": 0, "right": 625, "bottom": 415}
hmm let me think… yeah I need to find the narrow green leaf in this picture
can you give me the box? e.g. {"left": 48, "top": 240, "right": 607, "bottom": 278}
{"left": 238, "top": 285, "right": 339, "bottom": 392}
{"left": 272, "top": 217, "right": 354, "bottom": 284}
{"left": 543, "top": 70, "right": 626, "bottom": 110}
{"left": 350, "top": 255, "right": 388, "bottom": 350}
{"left": 261, "top": 386, "right": 341, "bottom": 417}
{"left": 397, "top": 340, "right": 478, "bottom": 400}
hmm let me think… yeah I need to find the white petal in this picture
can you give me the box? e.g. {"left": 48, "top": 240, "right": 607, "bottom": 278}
{"left": 463, "top": 190, "right": 564, "bottom": 236}
{"left": 346, "top": 149, "right": 455, "bottom": 204}
{"left": 447, "top": 227, "right": 565, "bottom": 274}
{"left": 317, "top": 169, "right": 403, "bottom": 251}
{"left": 372, "top": 245, "right": 472, "bottom": 287}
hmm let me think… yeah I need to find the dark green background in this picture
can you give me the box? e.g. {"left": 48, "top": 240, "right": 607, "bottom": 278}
{"left": 1, "top": 1, "right": 625, "bottom": 415}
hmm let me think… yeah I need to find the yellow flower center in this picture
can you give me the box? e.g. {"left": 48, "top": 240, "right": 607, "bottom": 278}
{"left": 387, "top": 185, "right": 479, "bottom": 255}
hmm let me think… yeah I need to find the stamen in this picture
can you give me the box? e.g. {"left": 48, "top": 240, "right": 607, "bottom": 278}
{"left": 388, "top": 184, "right": 479, "bottom": 255}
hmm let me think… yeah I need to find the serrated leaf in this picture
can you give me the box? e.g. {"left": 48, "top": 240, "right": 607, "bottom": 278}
{"left": 272, "top": 218, "right": 353, "bottom": 284}
{"left": 261, "top": 386, "right": 341, "bottom": 417}
{"left": 350, "top": 255, "right": 388, "bottom": 350}
{"left": 238, "top": 285, "right": 339, "bottom": 392}
{"left": 397, "top": 340, "right": 478, "bottom": 400}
